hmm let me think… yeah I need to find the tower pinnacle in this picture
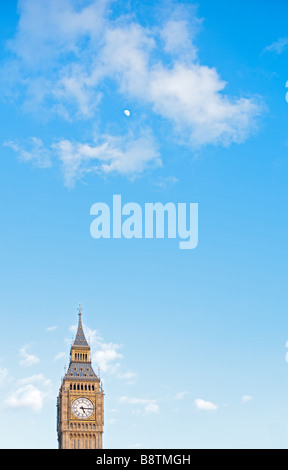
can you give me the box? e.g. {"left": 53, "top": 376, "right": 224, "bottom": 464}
{"left": 71, "top": 304, "right": 89, "bottom": 349}
{"left": 78, "top": 303, "right": 82, "bottom": 317}
{"left": 57, "top": 305, "right": 104, "bottom": 449}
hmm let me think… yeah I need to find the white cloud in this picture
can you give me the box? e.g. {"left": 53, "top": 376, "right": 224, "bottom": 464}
{"left": 5, "top": 130, "right": 160, "bottom": 187}
{"left": 264, "top": 37, "right": 288, "bottom": 55}
{"left": 2, "top": 0, "right": 264, "bottom": 184}
{"left": 175, "top": 391, "right": 188, "bottom": 400}
{"left": 130, "top": 443, "right": 144, "bottom": 449}
{"left": 46, "top": 326, "right": 58, "bottom": 332}
{"left": 144, "top": 403, "right": 160, "bottom": 414}
{"left": 117, "top": 371, "right": 137, "bottom": 381}
{"left": 8, "top": 0, "right": 107, "bottom": 65}
{"left": 53, "top": 130, "right": 161, "bottom": 187}
{"left": 147, "top": 63, "right": 261, "bottom": 147}
{"left": 0, "top": 367, "right": 9, "bottom": 385}
{"left": 55, "top": 69, "right": 102, "bottom": 118}
{"left": 19, "top": 346, "right": 40, "bottom": 367}
{"left": 160, "top": 19, "right": 198, "bottom": 61}
{"left": 53, "top": 352, "right": 66, "bottom": 362}
{"left": 18, "top": 374, "right": 51, "bottom": 387}
{"left": 119, "top": 396, "right": 148, "bottom": 405}
{"left": 194, "top": 398, "right": 218, "bottom": 411}
{"left": 86, "top": 9, "right": 262, "bottom": 148}
{"left": 153, "top": 175, "right": 179, "bottom": 189}
{"left": 93, "top": 342, "right": 123, "bottom": 374}
{"left": 241, "top": 395, "right": 253, "bottom": 404}
{"left": 4, "top": 374, "right": 52, "bottom": 413}
{"left": 119, "top": 396, "right": 160, "bottom": 414}
{"left": 70, "top": 323, "right": 136, "bottom": 378}
{"left": 5, "top": 384, "right": 44, "bottom": 412}
{"left": 100, "top": 22, "right": 155, "bottom": 97}
{"left": 4, "top": 138, "right": 52, "bottom": 169}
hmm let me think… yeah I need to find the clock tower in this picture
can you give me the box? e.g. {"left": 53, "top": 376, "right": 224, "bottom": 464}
{"left": 57, "top": 306, "right": 104, "bottom": 449}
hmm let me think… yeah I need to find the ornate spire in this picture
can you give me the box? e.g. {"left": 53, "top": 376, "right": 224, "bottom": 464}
{"left": 65, "top": 305, "right": 99, "bottom": 380}
{"left": 78, "top": 303, "right": 82, "bottom": 318}
{"left": 72, "top": 304, "right": 90, "bottom": 349}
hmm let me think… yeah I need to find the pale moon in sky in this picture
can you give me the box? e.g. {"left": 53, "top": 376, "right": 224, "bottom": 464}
{"left": 124, "top": 109, "right": 130, "bottom": 116}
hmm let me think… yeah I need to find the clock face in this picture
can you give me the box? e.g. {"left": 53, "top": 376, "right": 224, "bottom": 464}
{"left": 71, "top": 397, "right": 94, "bottom": 419}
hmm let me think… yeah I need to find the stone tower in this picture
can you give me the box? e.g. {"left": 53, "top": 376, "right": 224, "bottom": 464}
{"left": 57, "top": 305, "right": 104, "bottom": 449}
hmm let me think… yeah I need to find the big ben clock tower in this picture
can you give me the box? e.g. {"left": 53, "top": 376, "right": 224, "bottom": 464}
{"left": 57, "top": 305, "right": 104, "bottom": 449}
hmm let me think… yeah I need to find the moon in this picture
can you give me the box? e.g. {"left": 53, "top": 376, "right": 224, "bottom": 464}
{"left": 124, "top": 109, "right": 130, "bottom": 116}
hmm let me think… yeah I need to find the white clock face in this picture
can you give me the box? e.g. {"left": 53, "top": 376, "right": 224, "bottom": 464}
{"left": 71, "top": 397, "right": 94, "bottom": 419}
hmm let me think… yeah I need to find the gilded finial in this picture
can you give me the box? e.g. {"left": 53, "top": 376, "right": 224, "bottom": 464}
{"left": 78, "top": 303, "right": 82, "bottom": 317}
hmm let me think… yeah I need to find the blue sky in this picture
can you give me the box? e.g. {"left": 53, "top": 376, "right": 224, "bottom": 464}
{"left": 0, "top": 0, "right": 288, "bottom": 449}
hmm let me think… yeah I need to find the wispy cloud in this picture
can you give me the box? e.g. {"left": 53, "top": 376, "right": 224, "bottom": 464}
{"left": 263, "top": 37, "right": 288, "bottom": 55}
{"left": 117, "top": 371, "right": 137, "bottom": 382}
{"left": 70, "top": 323, "right": 137, "bottom": 380}
{"left": 46, "top": 326, "right": 58, "bottom": 332}
{"left": 194, "top": 398, "right": 218, "bottom": 411}
{"left": 4, "top": 138, "right": 52, "bottom": 169}
{"left": 53, "top": 130, "right": 161, "bottom": 187}
{"left": 5, "top": 130, "right": 160, "bottom": 188}
{"left": 92, "top": 342, "right": 123, "bottom": 374}
{"left": 2, "top": 0, "right": 264, "bottom": 185}
{"left": 119, "top": 396, "right": 160, "bottom": 414}
{"left": 241, "top": 395, "right": 253, "bottom": 404}
{"left": 19, "top": 346, "right": 40, "bottom": 367}
{"left": 4, "top": 374, "right": 52, "bottom": 412}
{"left": 53, "top": 352, "right": 66, "bottom": 362}
{"left": 175, "top": 391, "right": 189, "bottom": 400}
{"left": 0, "top": 367, "right": 9, "bottom": 386}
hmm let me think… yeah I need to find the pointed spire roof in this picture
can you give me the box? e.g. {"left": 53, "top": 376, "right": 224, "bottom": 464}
{"left": 64, "top": 304, "right": 99, "bottom": 381}
{"left": 72, "top": 304, "right": 90, "bottom": 349}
